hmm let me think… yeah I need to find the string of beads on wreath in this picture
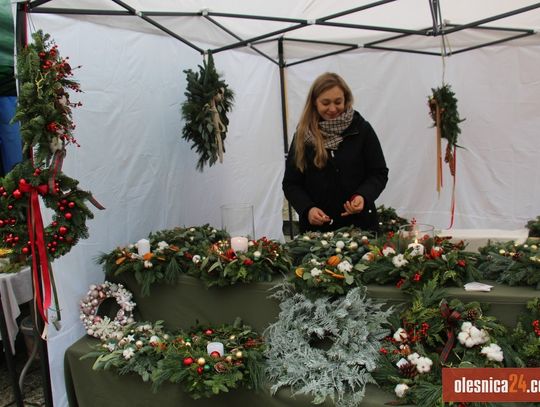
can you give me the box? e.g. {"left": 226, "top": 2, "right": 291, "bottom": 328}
{"left": 0, "top": 30, "right": 95, "bottom": 263}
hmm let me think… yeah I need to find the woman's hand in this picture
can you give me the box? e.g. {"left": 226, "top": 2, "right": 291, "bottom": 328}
{"left": 308, "top": 207, "right": 332, "bottom": 225}
{"left": 341, "top": 195, "right": 364, "bottom": 216}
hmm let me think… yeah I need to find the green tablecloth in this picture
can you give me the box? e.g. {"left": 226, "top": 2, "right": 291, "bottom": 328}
{"left": 65, "top": 274, "right": 539, "bottom": 406}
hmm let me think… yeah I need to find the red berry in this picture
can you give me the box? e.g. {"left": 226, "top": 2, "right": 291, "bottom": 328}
{"left": 65, "top": 212, "right": 72, "bottom": 220}
{"left": 12, "top": 189, "right": 22, "bottom": 199}
{"left": 182, "top": 357, "right": 194, "bottom": 366}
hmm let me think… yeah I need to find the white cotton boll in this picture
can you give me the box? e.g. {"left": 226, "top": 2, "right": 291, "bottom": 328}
{"left": 393, "top": 328, "right": 408, "bottom": 342}
{"left": 394, "top": 383, "right": 409, "bottom": 398}
{"left": 192, "top": 255, "right": 201, "bottom": 264}
{"left": 415, "top": 356, "right": 433, "bottom": 373}
{"left": 144, "top": 260, "right": 153, "bottom": 268}
{"left": 481, "top": 343, "right": 504, "bottom": 362}
{"left": 382, "top": 246, "right": 396, "bottom": 256}
{"left": 320, "top": 240, "right": 328, "bottom": 247}
{"left": 407, "top": 352, "right": 420, "bottom": 363}
{"left": 310, "top": 268, "right": 322, "bottom": 277}
{"left": 337, "top": 260, "right": 353, "bottom": 273}
{"left": 392, "top": 254, "right": 408, "bottom": 268}
{"left": 336, "top": 241, "right": 345, "bottom": 249}
{"left": 253, "top": 251, "right": 261, "bottom": 259}
{"left": 361, "top": 252, "right": 374, "bottom": 261}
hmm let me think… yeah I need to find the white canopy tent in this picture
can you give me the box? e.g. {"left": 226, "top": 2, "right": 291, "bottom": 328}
{"left": 10, "top": 1, "right": 540, "bottom": 406}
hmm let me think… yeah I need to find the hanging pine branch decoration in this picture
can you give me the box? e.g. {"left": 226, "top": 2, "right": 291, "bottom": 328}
{"left": 181, "top": 52, "right": 234, "bottom": 171}
{"left": 428, "top": 84, "right": 465, "bottom": 177}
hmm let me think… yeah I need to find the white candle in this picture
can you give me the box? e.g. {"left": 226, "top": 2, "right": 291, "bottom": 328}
{"left": 207, "top": 342, "right": 225, "bottom": 357}
{"left": 137, "top": 238, "right": 151, "bottom": 256}
{"left": 230, "top": 236, "right": 248, "bottom": 253}
{"left": 407, "top": 240, "right": 425, "bottom": 257}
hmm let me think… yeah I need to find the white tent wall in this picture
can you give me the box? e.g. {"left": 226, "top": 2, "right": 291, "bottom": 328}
{"left": 21, "top": 10, "right": 540, "bottom": 407}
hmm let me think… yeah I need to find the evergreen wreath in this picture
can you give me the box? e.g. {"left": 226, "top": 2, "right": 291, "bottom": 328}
{"left": 79, "top": 281, "right": 136, "bottom": 340}
{"left": 0, "top": 161, "right": 94, "bottom": 262}
{"left": 264, "top": 285, "right": 393, "bottom": 407}
{"left": 428, "top": 84, "right": 465, "bottom": 176}
{"left": 181, "top": 52, "right": 234, "bottom": 171}
{"left": 86, "top": 319, "right": 266, "bottom": 400}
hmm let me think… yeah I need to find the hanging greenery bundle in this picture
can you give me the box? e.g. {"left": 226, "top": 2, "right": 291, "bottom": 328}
{"left": 428, "top": 84, "right": 465, "bottom": 177}
{"left": 13, "top": 30, "right": 82, "bottom": 166}
{"left": 181, "top": 52, "right": 234, "bottom": 171}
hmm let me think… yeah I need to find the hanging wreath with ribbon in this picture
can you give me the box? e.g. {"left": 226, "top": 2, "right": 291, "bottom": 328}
{"left": 181, "top": 52, "right": 234, "bottom": 171}
{"left": 428, "top": 84, "right": 464, "bottom": 187}
{"left": 0, "top": 30, "right": 102, "bottom": 324}
{"left": 428, "top": 84, "right": 465, "bottom": 228}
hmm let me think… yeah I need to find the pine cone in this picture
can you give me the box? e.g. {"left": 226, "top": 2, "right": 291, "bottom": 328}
{"left": 399, "top": 362, "right": 418, "bottom": 378}
{"left": 526, "top": 358, "right": 540, "bottom": 368}
{"left": 466, "top": 309, "right": 480, "bottom": 321}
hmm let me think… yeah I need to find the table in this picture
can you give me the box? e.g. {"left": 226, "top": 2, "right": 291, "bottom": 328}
{"left": 0, "top": 266, "right": 32, "bottom": 353}
{"left": 65, "top": 273, "right": 539, "bottom": 406}
{"left": 0, "top": 265, "right": 32, "bottom": 407}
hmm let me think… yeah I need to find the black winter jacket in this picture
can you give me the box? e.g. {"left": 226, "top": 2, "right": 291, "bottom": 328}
{"left": 283, "top": 111, "right": 388, "bottom": 233}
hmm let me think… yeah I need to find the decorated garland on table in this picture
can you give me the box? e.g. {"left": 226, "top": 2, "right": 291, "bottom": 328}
{"left": 85, "top": 319, "right": 265, "bottom": 399}
{"left": 476, "top": 239, "right": 540, "bottom": 289}
{"left": 510, "top": 298, "right": 540, "bottom": 367}
{"left": 198, "top": 236, "right": 291, "bottom": 287}
{"left": 373, "top": 281, "right": 511, "bottom": 407}
{"left": 264, "top": 285, "right": 393, "bottom": 407}
{"left": 98, "top": 225, "right": 227, "bottom": 296}
{"left": 359, "top": 233, "right": 480, "bottom": 292}
{"left": 285, "top": 226, "right": 375, "bottom": 265}
{"left": 79, "top": 281, "right": 136, "bottom": 340}
{"left": 181, "top": 52, "right": 234, "bottom": 171}
{"left": 99, "top": 226, "right": 291, "bottom": 293}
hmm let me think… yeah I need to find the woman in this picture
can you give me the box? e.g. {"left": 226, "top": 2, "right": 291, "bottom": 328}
{"left": 283, "top": 72, "right": 388, "bottom": 233}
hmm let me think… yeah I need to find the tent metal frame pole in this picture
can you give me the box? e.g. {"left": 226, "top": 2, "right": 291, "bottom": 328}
{"left": 108, "top": 0, "right": 204, "bottom": 54}
{"left": 29, "top": 8, "right": 130, "bottom": 16}
{"left": 277, "top": 38, "right": 294, "bottom": 239}
{"left": 317, "top": 0, "right": 397, "bottom": 22}
{"left": 282, "top": 37, "right": 358, "bottom": 47}
{"left": 442, "top": 2, "right": 540, "bottom": 35}
{"left": 204, "top": 16, "right": 278, "bottom": 65}
{"left": 285, "top": 45, "right": 359, "bottom": 67}
{"left": 211, "top": 23, "right": 307, "bottom": 54}
{"left": 14, "top": 5, "right": 54, "bottom": 407}
{"left": 317, "top": 21, "right": 426, "bottom": 35}
{"left": 449, "top": 31, "right": 536, "bottom": 55}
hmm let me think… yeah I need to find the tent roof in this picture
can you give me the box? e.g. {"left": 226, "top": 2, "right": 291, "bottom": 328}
{"left": 25, "top": 0, "right": 540, "bottom": 64}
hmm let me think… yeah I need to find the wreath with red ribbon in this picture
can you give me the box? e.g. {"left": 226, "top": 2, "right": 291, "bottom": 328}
{"left": 0, "top": 30, "right": 102, "bottom": 323}
{"left": 0, "top": 161, "right": 94, "bottom": 260}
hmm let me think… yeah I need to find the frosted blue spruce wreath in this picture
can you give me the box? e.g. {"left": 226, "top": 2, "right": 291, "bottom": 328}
{"left": 264, "top": 286, "right": 393, "bottom": 407}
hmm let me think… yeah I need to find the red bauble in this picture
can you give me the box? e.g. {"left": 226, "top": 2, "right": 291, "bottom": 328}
{"left": 59, "top": 206, "right": 65, "bottom": 211}
{"left": 182, "top": 357, "right": 194, "bottom": 366}
{"left": 22, "top": 247, "right": 29, "bottom": 254}
{"left": 204, "top": 329, "right": 214, "bottom": 335}
{"left": 7, "top": 205, "right": 12, "bottom": 210}
{"left": 210, "top": 351, "right": 221, "bottom": 358}
{"left": 0, "top": 220, "right": 4, "bottom": 227}
{"left": 12, "top": 189, "right": 22, "bottom": 199}
{"left": 64, "top": 212, "right": 72, "bottom": 220}
{"left": 68, "top": 202, "right": 75, "bottom": 208}
{"left": 52, "top": 221, "right": 58, "bottom": 227}
{"left": 59, "top": 226, "right": 68, "bottom": 235}
{"left": 196, "top": 366, "right": 203, "bottom": 375}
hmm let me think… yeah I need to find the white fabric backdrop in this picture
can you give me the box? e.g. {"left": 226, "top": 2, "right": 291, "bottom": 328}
{"left": 24, "top": 12, "right": 540, "bottom": 407}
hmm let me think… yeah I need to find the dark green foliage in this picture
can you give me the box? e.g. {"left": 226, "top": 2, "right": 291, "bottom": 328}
{"left": 181, "top": 52, "right": 234, "bottom": 171}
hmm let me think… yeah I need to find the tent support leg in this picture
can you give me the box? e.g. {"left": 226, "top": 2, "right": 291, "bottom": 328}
{"left": 278, "top": 38, "right": 294, "bottom": 239}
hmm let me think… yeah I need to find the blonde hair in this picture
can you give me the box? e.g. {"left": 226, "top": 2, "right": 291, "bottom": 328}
{"left": 294, "top": 72, "right": 353, "bottom": 171}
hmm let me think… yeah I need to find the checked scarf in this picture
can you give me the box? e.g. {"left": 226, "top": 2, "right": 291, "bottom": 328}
{"left": 305, "top": 107, "right": 354, "bottom": 150}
